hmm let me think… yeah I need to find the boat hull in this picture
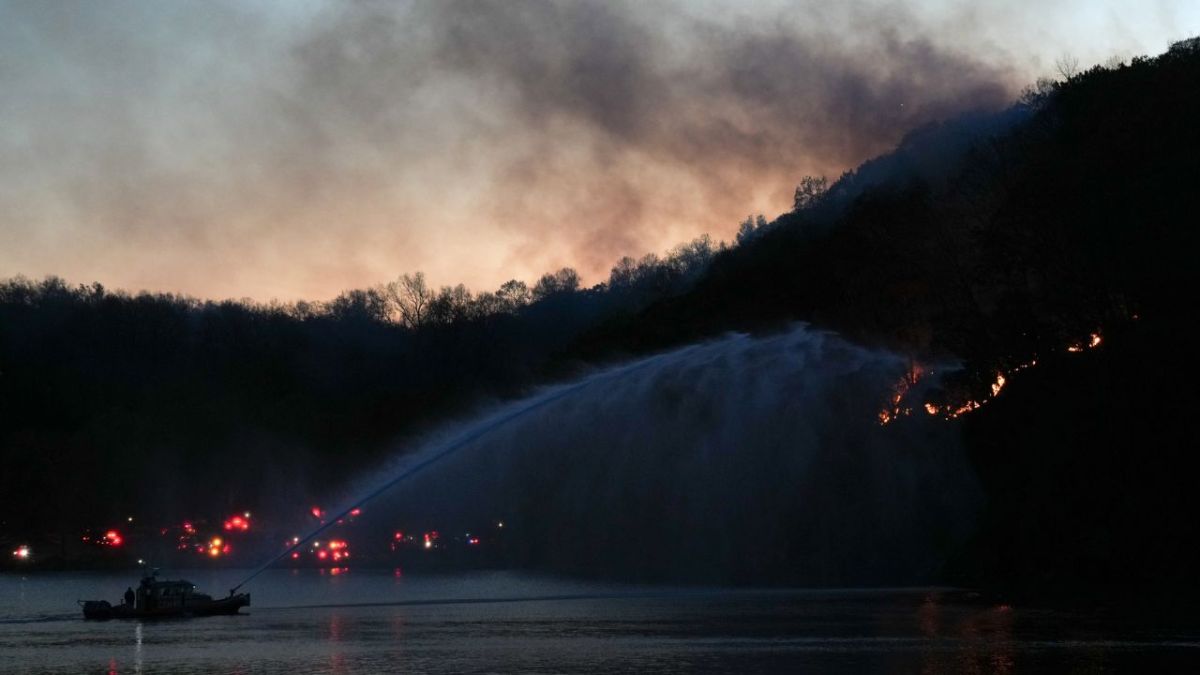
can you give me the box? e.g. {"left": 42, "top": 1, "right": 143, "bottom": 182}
{"left": 81, "top": 593, "right": 250, "bottom": 620}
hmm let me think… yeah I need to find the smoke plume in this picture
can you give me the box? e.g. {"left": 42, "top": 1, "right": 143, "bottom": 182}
{"left": 4, "top": 1, "right": 1190, "bottom": 298}
{"left": 0, "top": 0, "right": 1022, "bottom": 298}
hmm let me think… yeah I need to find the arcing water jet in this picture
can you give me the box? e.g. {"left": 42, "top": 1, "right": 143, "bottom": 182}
{"left": 238, "top": 324, "right": 979, "bottom": 589}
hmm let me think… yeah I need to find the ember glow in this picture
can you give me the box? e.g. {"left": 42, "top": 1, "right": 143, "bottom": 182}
{"left": 1070, "top": 333, "right": 1104, "bottom": 352}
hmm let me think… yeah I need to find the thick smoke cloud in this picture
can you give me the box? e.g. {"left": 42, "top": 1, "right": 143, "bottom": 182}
{"left": 388, "top": 1, "right": 1015, "bottom": 277}
{"left": 0, "top": 1, "right": 1191, "bottom": 299}
{"left": 266, "top": 0, "right": 1017, "bottom": 289}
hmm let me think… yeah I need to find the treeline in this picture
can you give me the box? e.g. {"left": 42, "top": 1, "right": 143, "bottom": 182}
{"left": 0, "top": 234, "right": 725, "bottom": 534}
{"left": 321, "top": 233, "right": 720, "bottom": 328}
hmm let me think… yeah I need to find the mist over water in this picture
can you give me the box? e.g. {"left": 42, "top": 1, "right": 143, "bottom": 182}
{"left": 338, "top": 325, "right": 978, "bottom": 585}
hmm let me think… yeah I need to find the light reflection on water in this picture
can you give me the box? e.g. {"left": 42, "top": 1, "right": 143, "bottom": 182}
{"left": 1, "top": 570, "right": 1197, "bottom": 674}
{"left": 133, "top": 622, "right": 143, "bottom": 675}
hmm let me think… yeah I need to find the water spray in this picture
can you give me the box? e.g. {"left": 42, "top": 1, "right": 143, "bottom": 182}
{"left": 228, "top": 345, "right": 700, "bottom": 594}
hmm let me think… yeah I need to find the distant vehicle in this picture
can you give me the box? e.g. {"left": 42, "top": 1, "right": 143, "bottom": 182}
{"left": 80, "top": 571, "right": 249, "bottom": 620}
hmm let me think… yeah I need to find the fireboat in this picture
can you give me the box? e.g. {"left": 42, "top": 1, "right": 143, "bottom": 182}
{"left": 80, "top": 570, "right": 250, "bottom": 620}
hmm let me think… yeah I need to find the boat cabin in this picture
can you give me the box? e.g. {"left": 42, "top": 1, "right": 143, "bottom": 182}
{"left": 134, "top": 575, "right": 213, "bottom": 610}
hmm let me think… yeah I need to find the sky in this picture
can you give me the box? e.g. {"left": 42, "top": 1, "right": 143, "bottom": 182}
{"left": 2, "top": 0, "right": 1197, "bottom": 301}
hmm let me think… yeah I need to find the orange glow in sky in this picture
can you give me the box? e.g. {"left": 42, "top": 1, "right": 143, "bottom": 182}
{"left": 2, "top": 1, "right": 1195, "bottom": 301}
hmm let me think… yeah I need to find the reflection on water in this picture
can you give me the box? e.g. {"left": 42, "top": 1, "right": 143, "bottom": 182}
{"left": 0, "top": 570, "right": 1197, "bottom": 674}
{"left": 133, "top": 622, "right": 143, "bottom": 675}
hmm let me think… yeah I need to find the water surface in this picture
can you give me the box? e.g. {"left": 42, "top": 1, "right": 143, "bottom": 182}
{"left": 1, "top": 570, "right": 1196, "bottom": 673}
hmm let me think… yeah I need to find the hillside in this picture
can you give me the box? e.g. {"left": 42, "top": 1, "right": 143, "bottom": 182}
{"left": 568, "top": 39, "right": 1200, "bottom": 587}
{"left": 576, "top": 39, "right": 1200, "bottom": 389}
{"left": 3, "top": 39, "right": 1199, "bottom": 587}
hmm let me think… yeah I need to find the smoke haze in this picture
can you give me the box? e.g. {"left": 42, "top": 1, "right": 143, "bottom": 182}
{"left": 1, "top": 0, "right": 1194, "bottom": 299}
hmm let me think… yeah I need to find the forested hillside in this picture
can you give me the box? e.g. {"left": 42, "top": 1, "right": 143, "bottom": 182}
{"left": 3, "top": 38, "right": 1198, "bottom": 586}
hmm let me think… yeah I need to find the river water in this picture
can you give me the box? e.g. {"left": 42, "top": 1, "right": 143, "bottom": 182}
{"left": 1, "top": 570, "right": 1197, "bottom": 673}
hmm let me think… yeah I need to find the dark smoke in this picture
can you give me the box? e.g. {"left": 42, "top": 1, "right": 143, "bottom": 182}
{"left": 1, "top": 0, "right": 1018, "bottom": 298}
{"left": 293, "top": 0, "right": 1017, "bottom": 279}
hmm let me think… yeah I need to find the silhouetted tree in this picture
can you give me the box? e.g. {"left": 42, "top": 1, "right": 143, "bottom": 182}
{"left": 735, "top": 215, "right": 769, "bottom": 246}
{"left": 793, "top": 175, "right": 829, "bottom": 211}
{"left": 328, "top": 288, "right": 389, "bottom": 323}
{"left": 609, "top": 256, "right": 638, "bottom": 288}
{"left": 1055, "top": 53, "right": 1080, "bottom": 80}
{"left": 428, "top": 284, "right": 474, "bottom": 325}
{"left": 495, "top": 279, "right": 532, "bottom": 313}
{"left": 532, "top": 268, "right": 580, "bottom": 300}
{"left": 470, "top": 291, "right": 502, "bottom": 317}
{"left": 386, "top": 272, "right": 434, "bottom": 328}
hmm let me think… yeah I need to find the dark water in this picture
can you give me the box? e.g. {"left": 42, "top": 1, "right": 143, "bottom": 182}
{"left": 1, "top": 570, "right": 1197, "bottom": 674}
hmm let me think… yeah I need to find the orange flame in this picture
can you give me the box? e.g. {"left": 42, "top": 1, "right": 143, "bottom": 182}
{"left": 878, "top": 362, "right": 926, "bottom": 425}
{"left": 879, "top": 329, "right": 1108, "bottom": 425}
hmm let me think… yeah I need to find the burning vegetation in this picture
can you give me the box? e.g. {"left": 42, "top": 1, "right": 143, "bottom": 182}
{"left": 879, "top": 332, "right": 1103, "bottom": 425}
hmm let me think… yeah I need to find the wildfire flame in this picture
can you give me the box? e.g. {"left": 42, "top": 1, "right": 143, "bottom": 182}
{"left": 879, "top": 332, "right": 1102, "bottom": 425}
{"left": 878, "top": 362, "right": 923, "bottom": 425}
{"left": 1067, "top": 332, "right": 1102, "bottom": 354}
{"left": 991, "top": 373, "right": 1006, "bottom": 397}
